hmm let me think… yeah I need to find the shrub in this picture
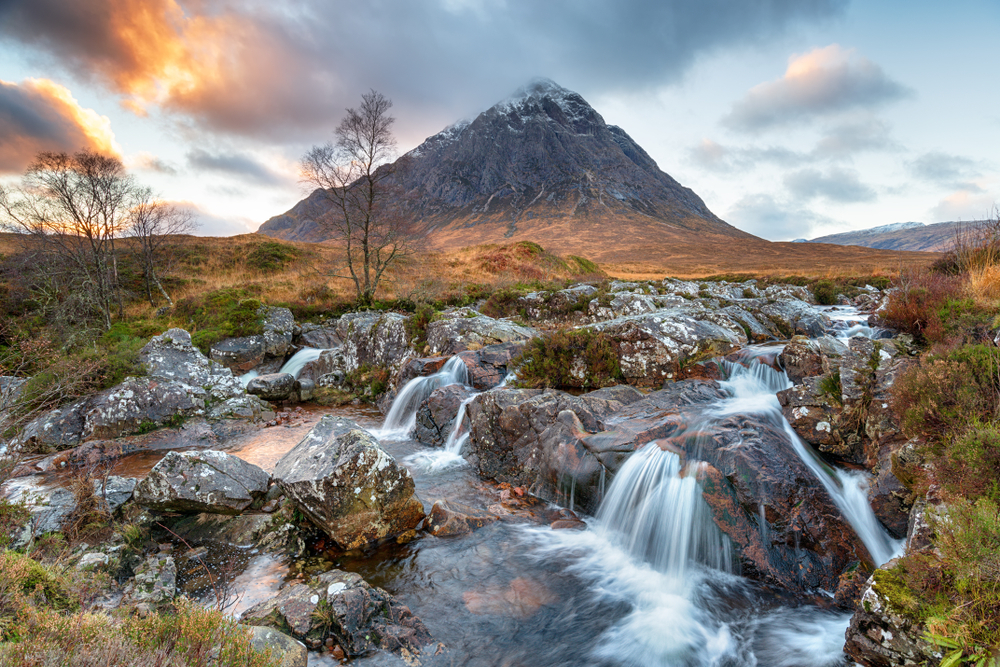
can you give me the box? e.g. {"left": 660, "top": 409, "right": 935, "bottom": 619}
{"left": 880, "top": 272, "right": 965, "bottom": 343}
{"left": 512, "top": 329, "right": 624, "bottom": 389}
{"left": 405, "top": 303, "right": 438, "bottom": 347}
{"left": 939, "top": 423, "right": 1000, "bottom": 504}
{"left": 243, "top": 241, "right": 301, "bottom": 272}
{"left": 174, "top": 287, "right": 265, "bottom": 354}
{"left": 812, "top": 279, "right": 838, "bottom": 305}
{"left": 891, "top": 344, "right": 1000, "bottom": 439}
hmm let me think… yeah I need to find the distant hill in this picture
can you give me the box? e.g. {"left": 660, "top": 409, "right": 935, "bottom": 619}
{"left": 805, "top": 221, "right": 979, "bottom": 252}
{"left": 258, "top": 78, "right": 758, "bottom": 260}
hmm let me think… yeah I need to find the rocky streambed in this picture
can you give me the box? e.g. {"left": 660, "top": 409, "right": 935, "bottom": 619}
{"left": 2, "top": 277, "right": 928, "bottom": 666}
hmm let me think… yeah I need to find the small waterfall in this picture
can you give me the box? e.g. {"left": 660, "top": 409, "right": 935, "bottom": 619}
{"left": 238, "top": 347, "right": 327, "bottom": 388}
{"left": 443, "top": 394, "right": 476, "bottom": 455}
{"left": 597, "top": 443, "right": 735, "bottom": 577}
{"left": 714, "top": 355, "right": 902, "bottom": 566}
{"left": 380, "top": 356, "right": 469, "bottom": 438}
{"left": 278, "top": 347, "right": 325, "bottom": 379}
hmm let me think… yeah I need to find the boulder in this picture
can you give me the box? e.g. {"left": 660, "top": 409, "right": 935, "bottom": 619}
{"left": 426, "top": 310, "right": 536, "bottom": 356}
{"left": 778, "top": 336, "right": 825, "bottom": 383}
{"left": 133, "top": 450, "right": 270, "bottom": 514}
{"left": 414, "top": 384, "right": 475, "bottom": 446}
{"left": 757, "top": 299, "right": 830, "bottom": 338}
{"left": 396, "top": 356, "right": 450, "bottom": 388}
{"left": 3, "top": 480, "right": 76, "bottom": 544}
{"left": 210, "top": 336, "right": 267, "bottom": 374}
{"left": 94, "top": 475, "right": 137, "bottom": 513}
{"left": 426, "top": 499, "right": 498, "bottom": 536}
{"left": 336, "top": 312, "right": 412, "bottom": 373}
{"left": 467, "top": 385, "right": 645, "bottom": 514}
{"left": 272, "top": 416, "right": 424, "bottom": 549}
{"left": 242, "top": 569, "right": 432, "bottom": 658}
{"left": 298, "top": 348, "right": 347, "bottom": 383}
{"left": 777, "top": 376, "right": 845, "bottom": 456}
{"left": 123, "top": 554, "right": 177, "bottom": 605}
{"left": 843, "top": 564, "right": 942, "bottom": 667}
{"left": 82, "top": 377, "right": 202, "bottom": 440}
{"left": 248, "top": 627, "right": 308, "bottom": 667}
{"left": 457, "top": 341, "right": 525, "bottom": 390}
{"left": 246, "top": 373, "right": 297, "bottom": 402}
{"left": 297, "top": 323, "right": 341, "bottom": 350}
{"left": 586, "top": 309, "right": 746, "bottom": 387}
{"left": 261, "top": 306, "right": 295, "bottom": 357}
{"left": 15, "top": 398, "right": 90, "bottom": 452}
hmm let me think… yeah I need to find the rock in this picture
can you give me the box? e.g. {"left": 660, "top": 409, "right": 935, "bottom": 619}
{"left": 246, "top": 373, "right": 297, "bottom": 402}
{"left": 414, "top": 384, "right": 475, "bottom": 446}
{"left": 778, "top": 336, "right": 824, "bottom": 383}
{"left": 272, "top": 416, "right": 424, "bottom": 550}
{"left": 3, "top": 480, "right": 76, "bottom": 544}
{"left": 15, "top": 398, "right": 89, "bottom": 452}
{"left": 123, "top": 554, "right": 177, "bottom": 605}
{"left": 757, "top": 299, "right": 831, "bottom": 338}
{"left": 297, "top": 323, "right": 341, "bottom": 350}
{"left": 77, "top": 552, "right": 110, "bottom": 570}
{"left": 844, "top": 564, "right": 942, "bottom": 667}
{"left": 248, "top": 627, "right": 308, "bottom": 667}
{"left": 467, "top": 385, "right": 645, "bottom": 514}
{"left": 336, "top": 312, "right": 412, "bottom": 373}
{"left": 426, "top": 499, "right": 498, "bottom": 536}
{"left": 241, "top": 569, "right": 432, "bottom": 659}
{"left": 457, "top": 341, "right": 526, "bottom": 390}
{"left": 210, "top": 336, "right": 267, "bottom": 373}
{"left": 133, "top": 450, "right": 270, "bottom": 515}
{"left": 777, "top": 376, "right": 844, "bottom": 455}
{"left": 868, "top": 443, "right": 913, "bottom": 539}
{"left": 82, "top": 377, "right": 201, "bottom": 440}
{"left": 298, "top": 348, "right": 346, "bottom": 383}
{"left": 586, "top": 308, "right": 746, "bottom": 387}
{"left": 426, "top": 310, "right": 536, "bottom": 356}
{"left": 94, "top": 475, "right": 137, "bottom": 513}
{"left": 261, "top": 306, "right": 295, "bottom": 357}
{"left": 0, "top": 375, "right": 27, "bottom": 405}
{"left": 295, "top": 378, "right": 314, "bottom": 401}
{"left": 396, "top": 356, "right": 449, "bottom": 388}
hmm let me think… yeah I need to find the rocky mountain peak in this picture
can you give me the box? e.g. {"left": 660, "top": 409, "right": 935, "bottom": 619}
{"left": 259, "top": 78, "right": 756, "bottom": 252}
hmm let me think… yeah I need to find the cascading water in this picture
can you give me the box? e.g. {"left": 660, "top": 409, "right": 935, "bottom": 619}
{"left": 238, "top": 347, "right": 327, "bottom": 388}
{"left": 379, "top": 356, "right": 469, "bottom": 439}
{"left": 712, "top": 355, "right": 902, "bottom": 566}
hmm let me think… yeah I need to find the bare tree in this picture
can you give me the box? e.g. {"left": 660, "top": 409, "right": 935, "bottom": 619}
{"left": 128, "top": 190, "right": 197, "bottom": 307}
{"left": 301, "top": 90, "right": 413, "bottom": 305}
{"left": 0, "top": 151, "right": 139, "bottom": 329}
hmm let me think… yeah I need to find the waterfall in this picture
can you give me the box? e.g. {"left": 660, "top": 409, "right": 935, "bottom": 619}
{"left": 238, "top": 347, "right": 327, "bottom": 388}
{"left": 597, "top": 444, "right": 735, "bottom": 577}
{"left": 714, "top": 356, "right": 902, "bottom": 566}
{"left": 380, "top": 356, "right": 469, "bottom": 438}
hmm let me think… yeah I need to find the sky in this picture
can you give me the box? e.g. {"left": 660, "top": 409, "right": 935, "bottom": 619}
{"left": 0, "top": 0, "right": 997, "bottom": 241}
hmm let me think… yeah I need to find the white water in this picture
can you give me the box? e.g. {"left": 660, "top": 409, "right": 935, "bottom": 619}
{"left": 238, "top": 347, "right": 327, "bottom": 388}
{"left": 379, "top": 356, "right": 469, "bottom": 439}
{"left": 713, "top": 356, "right": 903, "bottom": 567}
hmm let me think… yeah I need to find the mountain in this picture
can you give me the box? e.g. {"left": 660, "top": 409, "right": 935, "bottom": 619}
{"left": 805, "top": 220, "right": 975, "bottom": 252}
{"left": 258, "top": 78, "right": 757, "bottom": 259}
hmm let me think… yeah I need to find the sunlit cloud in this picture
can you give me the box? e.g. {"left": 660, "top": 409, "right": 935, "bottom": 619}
{"left": 930, "top": 188, "right": 997, "bottom": 222}
{"left": 0, "top": 77, "right": 120, "bottom": 172}
{"left": 129, "top": 151, "right": 178, "bottom": 175}
{"left": 724, "top": 45, "right": 910, "bottom": 131}
{"left": 168, "top": 200, "right": 255, "bottom": 236}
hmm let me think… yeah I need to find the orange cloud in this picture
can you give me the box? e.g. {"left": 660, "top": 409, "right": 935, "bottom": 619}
{"left": 0, "top": 78, "right": 121, "bottom": 173}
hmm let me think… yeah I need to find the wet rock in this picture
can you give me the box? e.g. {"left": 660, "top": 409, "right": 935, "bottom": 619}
{"left": 426, "top": 310, "right": 536, "bottom": 356}
{"left": 586, "top": 309, "right": 746, "bottom": 387}
{"left": 246, "top": 373, "right": 297, "bottom": 402}
{"left": 396, "top": 356, "right": 450, "bottom": 388}
{"left": 133, "top": 450, "right": 270, "bottom": 515}
{"left": 298, "top": 348, "right": 347, "bottom": 383}
{"left": 123, "top": 554, "right": 177, "bottom": 605}
{"left": 719, "top": 305, "right": 774, "bottom": 343}
{"left": 242, "top": 569, "right": 432, "bottom": 659}
{"left": 462, "top": 577, "right": 557, "bottom": 618}
{"left": 844, "top": 564, "right": 942, "bottom": 667}
{"left": 336, "top": 312, "right": 412, "bottom": 373}
{"left": 16, "top": 398, "right": 89, "bottom": 452}
{"left": 868, "top": 443, "right": 913, "bottom": 539}
{"left": 414, "top": 384, "right": 475, "bottom": 446}
{"left": 82, "top": 377, "right": 201, "bottom": 440}
{"left": 261, "top": 306, "right": 295, "bottom": 357}
{"left": 248, "top": 626, "right": 308, "bottom": 667}
{"left": 426, "top": 499, "right": 498, "bottom": 536}
{"left": 457, "top": 341, "right": 526, "bottom": 390}
{"left": 777, "top": 377, "right": 844, "bottom": 454}
{"left": 757, "top": 299, "right": 830, "bottom": 338}
{"left": 295, "top": 378, "right": 314, "bottom": 402}
{"left": 778, "top": 336, "right": 825, "bottom": 383}
{"left": 272, "top": 416, "right": 424, "bottom": 550}
{"left": 467, "top": 385, "right": 645, "bottom": 514}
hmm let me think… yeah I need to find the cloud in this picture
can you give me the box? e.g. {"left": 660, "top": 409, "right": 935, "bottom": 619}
{"left": 129, "top": 151, "right": 178, "bottom": 175}
{"left": 930, "top": 189, "right": 998, "bottom": 223}
{"left": 0, "top": 77, "right": 120, "bottom": 172}
{"left": 168, "top": 201, "right": 255, "bottom": 236}
{"left": 911, "top": 151, "right": 985, "bottom": 191}
{"left": 726, "top": 192, "right": 836, "bottom": 240}
{"left": 784, "top": 166, "right": 876, "bottom": 203}
{"left": 689, "top": 138, "right": 805, "bottom": 172}
{"left": 187, "top": 148, "right": 290, "bottom": 187}
{"left": 724, "top": 45, "right": 910, "bottom": 131}
{"left": 812, "top": 115, "right": 899, "bottom": 158}
{"left": 0, "top": 0, "right": 848, "bottom": 140}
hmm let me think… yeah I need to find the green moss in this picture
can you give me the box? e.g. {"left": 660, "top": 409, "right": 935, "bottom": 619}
{"left": 174, "top": 287, "right": 266, "bottom": 354}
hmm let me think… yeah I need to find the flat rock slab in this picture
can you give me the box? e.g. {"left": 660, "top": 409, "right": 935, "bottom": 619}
{"left": 427, "top": 499, "right": 498, "bottom": 536}
{"left": 273, "top": 416, "right": 424, "bottom": 550}
{"left": 133, "top": 450, "right": 270, "bottom": 514}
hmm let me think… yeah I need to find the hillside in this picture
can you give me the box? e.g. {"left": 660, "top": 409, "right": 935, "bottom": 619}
{"left": 805, "top": 220, "right": 972, "bottom": 252}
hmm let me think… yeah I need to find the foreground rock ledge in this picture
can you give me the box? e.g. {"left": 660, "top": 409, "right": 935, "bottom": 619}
{"left": 133, "top": 450, "right": 270, "bottom": 515}
{"left": 273, "top": 416, "right": 425, "bottom": 550}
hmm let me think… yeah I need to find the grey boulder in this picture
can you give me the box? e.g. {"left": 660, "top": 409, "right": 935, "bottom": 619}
{"left": 133, "top": 450, "right": 270, "bottom": 515}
